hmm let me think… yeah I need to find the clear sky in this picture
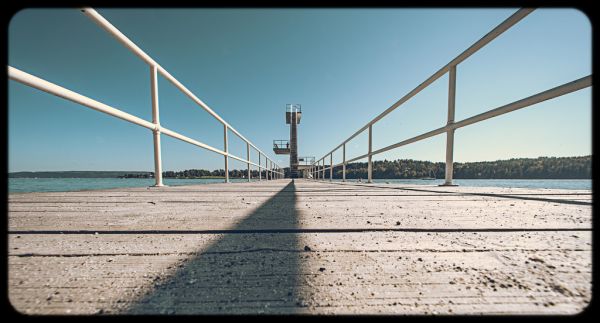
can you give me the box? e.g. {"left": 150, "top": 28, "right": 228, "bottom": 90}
{"left": 8, "top": 8, "right": 591, "bottom": 172}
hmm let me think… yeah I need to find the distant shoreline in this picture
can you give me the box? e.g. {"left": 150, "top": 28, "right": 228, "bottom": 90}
{"left": 9, "top": 155, "right": 591, "bottom": 180}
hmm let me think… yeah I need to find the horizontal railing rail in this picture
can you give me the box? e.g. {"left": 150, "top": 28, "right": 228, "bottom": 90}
{"left": 310, "top": 8, "right": 592, "bottom": 185}
{"left": 9, "top": 7, "right": 283, "bottom": 185}
{"left": 273, "top": 140, "right": 290, "bottom": 148}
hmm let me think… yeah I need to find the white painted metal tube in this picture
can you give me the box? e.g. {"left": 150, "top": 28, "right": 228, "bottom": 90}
{"left": 329, "top": 154, "right": 333, "bottom": 181}
{"left": 313, "top": 8, "right": 534, "bottom": 163}
{"left": 246, "top": 143, "right": 251, "bottom": 182}
{"left": 159, "top": 127, "right": 225, "bottom": 156}
{"left": 224, "top": 125, "right": 229, "bottom": 183}
{"left": 227, "top": 153, "right": 254, "bottom": 168}
{"left": 81, "top": 9, "right": 228, "bottom": 126}
{"left": 8, "top": 65, "right": 278, "bottom": 176}
{"left": 8, "top": 66, "right": 156, "bottom": 130}
{"left": 367, "top": 75, "right": 592, "bottom": 157}
{"left": 444, "top": 65, "right": 457, "bottom": 185}
{"left": 258, "top": 153, "right": 262, "bottom": 181}
{"left": 82, "top": 7, "right": 279, "bottom": 171}
{"left": 150, "top": 65, "right": 164, "bottom": 187}
{"left": 453, "top": 75, "right": 592, "bottom": 130}
{"left": 346, "top": 153, "right": 369, "bottom": 164}
{"left": 367, "top": 125, "right": 373, "bottom": 183}
{"left": 81, "top": 8, "right": 158, "bottom": 67}
{"left": 159, "top": 67, "right": 279, "bottom": 172}
{"left": 342, "top": 144, "right": 346, "bottom": 182}
{"left": 335, "top": 75, "right": 591, "bottom": 168}
{"left": 159, "top": 67, "right": 279, "bottom": 169}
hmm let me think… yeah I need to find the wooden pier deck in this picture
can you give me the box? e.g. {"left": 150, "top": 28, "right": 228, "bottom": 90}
{"left": 8, "top": 179, "right": 592, "bottom": 315}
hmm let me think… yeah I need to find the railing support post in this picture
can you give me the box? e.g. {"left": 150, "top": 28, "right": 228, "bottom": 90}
{"left": 258, "top": 153, "right": 262, "bottom": 181}
{"left": 330, "top": 153, "right": 333, "bottom": 181}
{"left": 342, "top": 144, "right": 346, "bottom": 182}
{"left": 224, "top": 124, "right": 229, "bottom": 183}
{"left": 246, "top": 142, "right": 251, "bottom": 182}
{"left": 368, "top": 125, "right": 373, "bottom": 183}
{"left": 320, "top": 160, "right": 324, "bottom": 180}
{"left": 442, "top": 65, "right": 458, "bottom": 186}
{"left": 150, "top": 65, "right": 164, "bottom": 187}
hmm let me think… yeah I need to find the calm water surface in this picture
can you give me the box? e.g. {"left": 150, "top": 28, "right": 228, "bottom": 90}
{"left": 8, "top": 177, "right": 592, "bottom": 193}
{"left": 9, "top": 178, "right": 253, "bottom": 193}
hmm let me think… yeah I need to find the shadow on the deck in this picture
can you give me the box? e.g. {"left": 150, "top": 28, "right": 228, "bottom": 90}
{"left": 322, "top": 181, "right": 591, "bottom": 206}
{"left": 123, "top": 180, "right": 304, "bottom": 314}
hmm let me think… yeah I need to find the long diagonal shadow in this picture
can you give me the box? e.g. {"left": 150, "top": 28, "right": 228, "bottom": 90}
{"left": 123, "top": 181, "right": 303, "bottom": 314}
{"left": 322, "top": 181, "right": 591, "bottom": 206}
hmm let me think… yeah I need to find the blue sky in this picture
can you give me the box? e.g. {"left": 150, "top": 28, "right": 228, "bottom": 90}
{"left": 8, "top": 8, "right": 591, "bottom": 172}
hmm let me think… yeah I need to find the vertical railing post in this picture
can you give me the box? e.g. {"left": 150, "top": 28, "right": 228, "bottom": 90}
{"left": 329, "top": 153, "right": 333, "bottom": 181}
{"left": 320, "top": 160, "right": 323, "bottom": 180}
{"left": 443, "top": 65, "right": 457, "bottom": 186}
{"left": 368, "top": 125, "right": 373, "bottom": 183}
{"left": 320, "top": 161, "right": 322, "bottom": 180}
{"left": 223, "top": 124, "right": 229, "bottom": 183}
{"left": 317, "top": 163, "right": 319, "bottom": 179}
{"left": 342, "top": 143, "right": 346, "bottom": 182}
{"left": 246, "top": 142, "right": 251, "bottom": 182}
{"left": 150, "top": 65, "right": 164, "bottom": 187}
{"left": 258, "top": 152, "right": 262, "bottom": 181}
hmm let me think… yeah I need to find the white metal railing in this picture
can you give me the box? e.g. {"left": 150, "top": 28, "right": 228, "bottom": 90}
{"left": 8, "top": 7, "right": 284, "bottom": 186}
{"left": 310, "top": 8, "right": 592, "bottom": 185}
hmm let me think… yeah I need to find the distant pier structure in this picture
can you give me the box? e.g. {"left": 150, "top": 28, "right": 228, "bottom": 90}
{"left": 273, "top": 104, "right": 302, "bottom": 178}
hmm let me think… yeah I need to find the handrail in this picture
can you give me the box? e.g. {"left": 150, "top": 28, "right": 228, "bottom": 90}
{"left": 9, "top": 8, "right": 283, "bottom": 185}
{"left": 310, "top": 8, "right": 592, "bottom": 185}
{"left": 7, "top": 66, "right": 277, "bottom": 173}
{"left": 81, "top": 8, "right": 276, "bottom": 165}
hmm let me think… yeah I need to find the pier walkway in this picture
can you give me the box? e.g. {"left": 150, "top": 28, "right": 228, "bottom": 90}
{"left": 8, "top": 179, "right": 591, "bottom": 315}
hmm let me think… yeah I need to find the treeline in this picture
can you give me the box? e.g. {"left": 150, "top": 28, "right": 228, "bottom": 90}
{"left": 120, "top": 169, "right": 273, "bottom": 179}
{"left": 9, "top": 171, "right": 142, "bottom": 178}
{"left": 325, "top": 155, "right": 591, "bottom": 179}
{"left": 10, "top": 155, "right": 591, "bottom": 179}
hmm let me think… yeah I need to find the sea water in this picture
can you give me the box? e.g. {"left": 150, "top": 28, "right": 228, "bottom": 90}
{"left": 8, "top": 177, "right": 592, "bottom": 193}
{"left": 8, "top": 177, "right": 253, "bottom": 193}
